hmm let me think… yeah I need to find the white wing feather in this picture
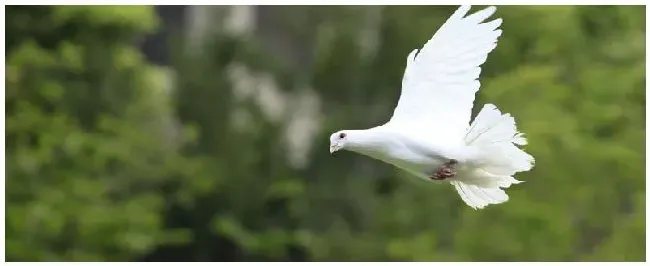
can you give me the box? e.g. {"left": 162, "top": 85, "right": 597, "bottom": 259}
{"left": 386, "top": 5, "right": 503, "bottom": 141}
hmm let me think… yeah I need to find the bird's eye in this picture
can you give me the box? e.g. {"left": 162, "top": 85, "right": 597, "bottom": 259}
{"left": 339, "top": 132, "right": 346, "bottom": 139}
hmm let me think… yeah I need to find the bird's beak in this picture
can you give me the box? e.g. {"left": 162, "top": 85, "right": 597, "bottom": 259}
{"left": 330, "top": 144, "right": 340, "bottom": 154}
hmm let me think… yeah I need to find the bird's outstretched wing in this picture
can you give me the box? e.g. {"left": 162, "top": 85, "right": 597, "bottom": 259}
{"left": 385, "top": 5, "right": 502, "bottom": 141}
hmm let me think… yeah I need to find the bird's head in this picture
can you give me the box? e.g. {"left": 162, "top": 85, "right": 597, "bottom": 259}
{"left": 329, "top": 130, "right": 350, "bottom": 154}
{"left": 329, "top": 129, "right": 386, "bottom": 154}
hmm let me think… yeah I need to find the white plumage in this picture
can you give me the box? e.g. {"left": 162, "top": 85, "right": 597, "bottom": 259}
{"left": 329, "top": 5, "right": 535, "bottom": 209}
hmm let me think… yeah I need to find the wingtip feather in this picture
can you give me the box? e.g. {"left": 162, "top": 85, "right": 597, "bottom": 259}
{"left": 452, "top": 5, "right": 472, "bottom": 20}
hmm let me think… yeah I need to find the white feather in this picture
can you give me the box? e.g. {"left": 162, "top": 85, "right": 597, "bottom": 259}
{"left": 451, "top": 104, "right": 534, "bottom": 209}
{"left": 330, "top": 5, "right": 535, "bottom": 210}
{"left": 452, "top": 181, "right": 509, "bottom": 210}
{"left": 387, "top": 5, "right": 503, "bottom": 142}
{"left": 383, "top": 5, "right": 533, "bottom": 209}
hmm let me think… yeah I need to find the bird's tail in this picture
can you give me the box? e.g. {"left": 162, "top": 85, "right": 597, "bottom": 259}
{"left": 451, "top": 104, "right": 535, "bottom": 209}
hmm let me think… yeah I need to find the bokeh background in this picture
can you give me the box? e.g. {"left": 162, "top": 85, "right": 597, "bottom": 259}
{"left": 5, "top": 5, "right": 646, "bottom": 262}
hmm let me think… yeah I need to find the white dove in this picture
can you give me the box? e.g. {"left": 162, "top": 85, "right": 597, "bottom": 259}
{"left": 328, "top": 5, "right": 535, "bottom": 209}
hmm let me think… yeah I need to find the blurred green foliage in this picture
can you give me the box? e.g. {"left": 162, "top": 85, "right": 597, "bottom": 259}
{"left": 5, "top": 5, "right": 645, "bottom": 262}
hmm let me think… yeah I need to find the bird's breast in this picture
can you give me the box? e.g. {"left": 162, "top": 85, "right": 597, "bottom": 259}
{"left": 370, "top": 145, "right": 446, "bottom": 175}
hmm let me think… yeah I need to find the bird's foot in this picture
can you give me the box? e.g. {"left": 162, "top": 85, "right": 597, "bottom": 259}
{"left": 430, "top": 159, "right": 458, "bottom": 180}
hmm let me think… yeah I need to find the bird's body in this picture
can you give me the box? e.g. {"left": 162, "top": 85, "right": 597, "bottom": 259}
{"left": 329, "top": 5, "right": 535, "bottom": 209}
{"left": 344, "top": 128, "right": 450, "bottom": 177}
{"left": 343, "top": 126, "right": 471, "bottom": 178}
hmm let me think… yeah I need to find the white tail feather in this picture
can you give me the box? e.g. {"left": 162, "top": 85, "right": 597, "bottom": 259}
{"left": 454, "top": 104, "right": 535, "bottom": 209}
{"left": 452, "top": 181, "right": 509, "bottom": 209}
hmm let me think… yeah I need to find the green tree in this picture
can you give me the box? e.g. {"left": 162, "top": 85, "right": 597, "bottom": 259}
{"left": 6, "top": 6, "right": 190, "bottom": 261}
{"left": 5, "top": 5, "right": 645, "bottom": 262}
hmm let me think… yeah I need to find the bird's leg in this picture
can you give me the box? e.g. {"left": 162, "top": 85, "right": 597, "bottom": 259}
{"left": 430, "top": 159, "right": 458, "bottom": 180}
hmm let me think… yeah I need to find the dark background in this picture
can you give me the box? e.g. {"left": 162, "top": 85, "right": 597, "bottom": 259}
{"left": 5, "top": 5, "right": 646, "bottom": 262}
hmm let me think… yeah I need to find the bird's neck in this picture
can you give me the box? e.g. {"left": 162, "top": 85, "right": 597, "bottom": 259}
{"left": 347, "top": 127, "right": 391, "bottom": 156}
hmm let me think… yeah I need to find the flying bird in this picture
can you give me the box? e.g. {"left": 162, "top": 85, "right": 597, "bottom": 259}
{"left": 329, "top": 5, "right": 535, "bottom": 209}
